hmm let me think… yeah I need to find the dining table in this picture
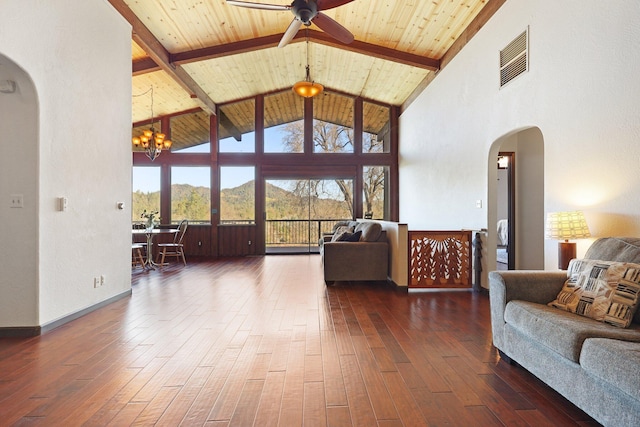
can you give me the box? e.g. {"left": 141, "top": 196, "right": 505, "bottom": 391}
{"left": 132, "top": 227, "right": 178, "bottom": 270}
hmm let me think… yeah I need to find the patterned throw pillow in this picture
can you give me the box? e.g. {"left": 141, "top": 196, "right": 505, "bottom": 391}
{"left": 548, "top": 259, "right": 640, "bottom": 328}
{"left": 331, "top": 225, "right": 354, "bottom": 242}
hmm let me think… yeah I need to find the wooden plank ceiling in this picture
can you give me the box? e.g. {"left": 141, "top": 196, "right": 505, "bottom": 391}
{"left": 110, "top": 0, "right": 499, "bottom": 126}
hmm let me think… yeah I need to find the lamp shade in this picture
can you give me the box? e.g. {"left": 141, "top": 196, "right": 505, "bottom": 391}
{"left": 292, "top": 80, "right": 323, "bottom": 98}
{"left": 545, "top": 211, "right": 591, "bottom": 240}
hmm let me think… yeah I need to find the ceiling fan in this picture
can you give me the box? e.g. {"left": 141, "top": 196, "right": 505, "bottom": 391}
{"left": 226, "top": 0, "right": 355, "bottom": 48}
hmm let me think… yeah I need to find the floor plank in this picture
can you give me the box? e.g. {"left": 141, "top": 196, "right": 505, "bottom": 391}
{"left": 0, "top": 256, "right": 601, "bottom": 426}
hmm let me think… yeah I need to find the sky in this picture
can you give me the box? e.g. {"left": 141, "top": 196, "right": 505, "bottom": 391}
{"left": 132, "top": 126, "right": 290, "bottom": 193}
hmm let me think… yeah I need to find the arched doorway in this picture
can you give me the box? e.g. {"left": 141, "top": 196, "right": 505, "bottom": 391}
{"left": 0, "top": 53, "right": 39, "bottom": 333}
{"left": 488, "top": 127, "right": 545, "bottom": 272}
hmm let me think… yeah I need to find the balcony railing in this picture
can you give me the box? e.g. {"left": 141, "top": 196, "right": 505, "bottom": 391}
{"left": 220, "top": 218, "right": 347, "bottom": 248}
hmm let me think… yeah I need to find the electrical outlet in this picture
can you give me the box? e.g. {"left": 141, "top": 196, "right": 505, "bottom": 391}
{"left": 248, "top": 240, "right": 252, "bottom": 245}
{"left": 10, "top": 194, "right": 23, "bottom": 208}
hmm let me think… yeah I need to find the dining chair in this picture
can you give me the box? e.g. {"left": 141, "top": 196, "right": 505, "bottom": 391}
{"left": 156, "top": 220, "right": 189, "bottom": 266}
{"left": 132, "top": 222, "right": 148, "bottom": 256}
{"left": 132, "top": 243, "right": 146, "bottom": 269}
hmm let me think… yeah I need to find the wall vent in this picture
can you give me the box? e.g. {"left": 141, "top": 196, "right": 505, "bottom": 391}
{"left": 500, "top": 29, "right": 528, "bottom": 87}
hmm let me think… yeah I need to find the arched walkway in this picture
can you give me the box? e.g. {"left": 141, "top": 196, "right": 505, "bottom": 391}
{"left": 487, "top": 127, "right": 545, "bottom": 273}
{"left": 0, "top": 53, "right": 39, "bottom": 331}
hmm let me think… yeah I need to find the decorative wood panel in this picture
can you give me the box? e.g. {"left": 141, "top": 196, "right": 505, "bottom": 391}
{"left": 409, "top": 230, "right": 472, "bottom": 288}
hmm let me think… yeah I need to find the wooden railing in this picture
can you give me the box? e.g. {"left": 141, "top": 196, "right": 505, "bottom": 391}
{"left": 408, "top": 230, "right": 473, "bottom": 288}
{"left": 264, "top": 219, "right": 345, "bottom": 247}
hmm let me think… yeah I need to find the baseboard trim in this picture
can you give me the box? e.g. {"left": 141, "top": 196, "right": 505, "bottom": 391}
{"left": 0, "top": 289, "right": 132, "bottom": 338}
{"left": 0, "top": 326, "right": 41, "bottom": 337}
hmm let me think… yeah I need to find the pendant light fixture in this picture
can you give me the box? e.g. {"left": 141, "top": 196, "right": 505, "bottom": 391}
{"left": 292, "top": 32, "right": 323, "bottom": 98}
{"left": 132, "top": 86, "right": 171, "bottom": 161}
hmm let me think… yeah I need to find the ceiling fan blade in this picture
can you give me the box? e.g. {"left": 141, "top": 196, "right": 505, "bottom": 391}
{"left": 313, "top": 12, "right": 354, "bottom": 44}
{"left": 226, "top": 0, "right": 290, "bottom": 11}
{"left": 316, "top": 0, "right": 354, "bottom": 11}
{"left": 278, "top": 18, "right": 303, "bottom": 48}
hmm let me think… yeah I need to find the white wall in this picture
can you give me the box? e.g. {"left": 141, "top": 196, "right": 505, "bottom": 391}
{"left": 400, "top": 0, "right": 640, "bottom": 283}
{"left": 0, "top": 0, "right": 132, "bottom": 327}
{"left": 0, "top": 56, "right": 38, "bottom": 326}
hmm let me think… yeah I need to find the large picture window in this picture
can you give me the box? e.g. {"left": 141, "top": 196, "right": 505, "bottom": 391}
{"left": 363, "top": 101, "right": 390, "bottom": 154}
{"left": 171, "top": 167, "right": 211, "bottom": 224}
{"left": 132, "top": 166, "right": 161, "bottom": 223}
{"left": 219, "top": 99, "right": 256, "bottom": 153}
{"left": 220, "top": 166, "right": 255, "bottom": 223}
{"left": 363, "top": 166, "right": 389, "bottom": 220}
{"left": 264, "top": 91, "right": 304, "bottom": 153}
{"left": 313, "top": 92, "right": 354, "bottom": 153}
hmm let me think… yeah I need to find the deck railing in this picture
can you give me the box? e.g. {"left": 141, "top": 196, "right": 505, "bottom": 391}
{"left": 265, "top": 219, "right": 346, "bottom": 247}
{"left": 219, "top": 219, "right": 347, "bottom": 248}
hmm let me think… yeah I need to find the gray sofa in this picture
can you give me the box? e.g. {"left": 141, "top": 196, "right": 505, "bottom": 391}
{"left": 489, "top": 237, "right": 640, "bottom": 427}
{"left": 321, "top": 220, "right": 389, "bottom": 284}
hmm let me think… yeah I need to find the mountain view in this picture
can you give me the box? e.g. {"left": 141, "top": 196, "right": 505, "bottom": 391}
{"left": 132, "top": 180, "right": 361, "bottom": 223}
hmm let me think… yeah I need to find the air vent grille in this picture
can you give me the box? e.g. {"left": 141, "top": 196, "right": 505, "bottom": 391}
{"left": 500, "top": 29, "right": 528, "bottom": 87}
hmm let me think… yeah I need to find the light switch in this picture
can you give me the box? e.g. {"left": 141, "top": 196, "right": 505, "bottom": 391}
{"left": 58, "top": 197, "right": 68, "bottom": 211}
{"left": 10, "top": 194, "right": 23, "bottom": 208}
{"left": 475, "top": 199, "right": 483, "bottom": 208}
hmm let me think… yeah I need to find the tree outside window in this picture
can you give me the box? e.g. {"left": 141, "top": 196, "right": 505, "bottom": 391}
{"left": 171, "top": 167, "right": 211, "bottom": 224}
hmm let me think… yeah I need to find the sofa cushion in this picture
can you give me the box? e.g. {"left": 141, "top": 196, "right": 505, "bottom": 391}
{"left": 504, "top": 300, "right": 640, "bottom": 362}
{"left": 580, "top": 338, "right": 640, "bottom": 402}
{"left": 355, "top": 221, "right": 382, "bottom": 242}
{"left": 548, "top": 259, "right": 640, "bottom": 328}
{"left": 331, "top": 225, "right": 354, "bottom": 242}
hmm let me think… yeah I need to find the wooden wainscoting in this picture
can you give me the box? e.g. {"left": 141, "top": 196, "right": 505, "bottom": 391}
{"left": 183, "top": 224, "right": 212, "bottom": 257}
{"left": 218, "top": 224, "right": 258, "bottom": 256}
{"left": 151, "top": 225, "right": 213, "bottom": 258}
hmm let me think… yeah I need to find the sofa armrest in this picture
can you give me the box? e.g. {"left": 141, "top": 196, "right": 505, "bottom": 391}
{"left": 489, "top": 270, "right": 567, "bottom": 351}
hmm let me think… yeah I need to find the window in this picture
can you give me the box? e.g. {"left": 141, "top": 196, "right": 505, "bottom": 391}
{"left": 219, "top": 99, "right": 256, "bottom": 153}
{"left": 170, "top": 111, "right": 211, "bottom": 153}
{"left": 313, "top": 92, "right": 354, "bottom": 153}
{"left": 132, "top": 166, "right": 161, "bottom": 222}
{"left": 220, "top": 166, "right": 255, "bottom": 223}
{"left": 264, "top": 91, "right": 304, "bottom": 153}
{"left": 170, "top": 167, "right": 211, "bottom": 224}
{"left": 363, "top": 166, "right": 389, "bottom": 220}
{"left": 363, "top": 101, "right": 390, "bottom": 153}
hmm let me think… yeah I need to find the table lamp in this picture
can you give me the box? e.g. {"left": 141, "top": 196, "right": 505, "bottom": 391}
{"left": 545, "top": 211, "right": 591, "bottom": 270}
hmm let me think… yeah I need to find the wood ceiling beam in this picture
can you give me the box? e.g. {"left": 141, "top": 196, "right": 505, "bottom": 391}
{"left": 107, "top": 0, "right": 217, "bottom": 115}
{"left": 303, "top": 30, "right": 440, "bottom": 71}
{"left": 132, "top": 58, "right": 160, "bottom": 76}
{"left": 171, "top": 30, "right": 439, "bottom": 71}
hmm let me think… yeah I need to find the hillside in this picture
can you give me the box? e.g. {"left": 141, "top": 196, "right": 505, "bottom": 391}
{"left": 132, "top": 180, "right": 352, "bottom": 222}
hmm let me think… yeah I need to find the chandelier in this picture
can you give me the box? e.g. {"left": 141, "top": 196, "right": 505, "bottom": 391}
{"left": 292, "top": 33, "right": 323, "bottom": 98}
{"left": 132, "top": 86, "right": 171, "bottom": 161}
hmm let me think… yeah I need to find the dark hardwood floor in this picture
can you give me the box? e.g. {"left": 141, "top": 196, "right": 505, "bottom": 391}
{"left": 0, "top": 256, "right": 599, "bottom": 426}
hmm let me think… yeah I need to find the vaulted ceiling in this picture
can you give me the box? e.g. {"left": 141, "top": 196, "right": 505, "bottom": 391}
{"left": 108, "top": 0, "right": 505, "bottom": 125}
